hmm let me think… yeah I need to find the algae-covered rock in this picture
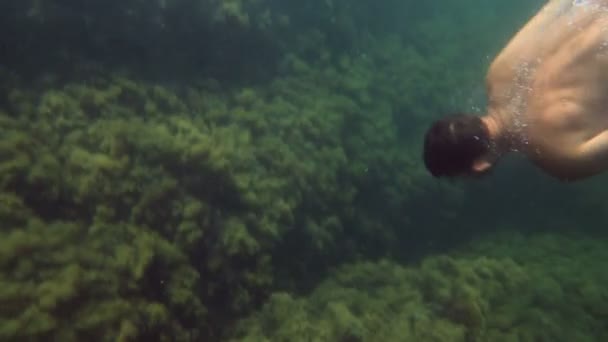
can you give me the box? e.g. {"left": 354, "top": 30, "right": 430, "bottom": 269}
{"left": 232, "top": 233, "right": 608, "bottom": 342}
{"left": 0, "top": 44, "right": 439, "bottom": 338}
{"left": 0, "top": 220, "right": 206, "bottom": 341}
{"left": 231, "top": 257, "right": 493, "bottom": 341}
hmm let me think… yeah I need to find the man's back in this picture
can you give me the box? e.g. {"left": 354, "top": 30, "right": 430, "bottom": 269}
{"left": 486, "top": 0, "right": 608, "bottom": 180}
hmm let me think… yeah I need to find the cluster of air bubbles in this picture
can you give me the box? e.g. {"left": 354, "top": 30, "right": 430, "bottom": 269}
{"left": 598, "top": 3, "right": 608, "bottom": 56}
{"left": 506, "top": 60, "right": 536, "bottom": 147}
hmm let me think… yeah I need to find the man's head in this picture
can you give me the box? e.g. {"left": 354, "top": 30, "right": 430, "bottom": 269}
{"left": 423, "top": 113, "right": 495, "bottom": 178}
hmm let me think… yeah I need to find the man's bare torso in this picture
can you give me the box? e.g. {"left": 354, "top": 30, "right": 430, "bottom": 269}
{"left": 487, "top": 0, "right": 608, "bottom": 180}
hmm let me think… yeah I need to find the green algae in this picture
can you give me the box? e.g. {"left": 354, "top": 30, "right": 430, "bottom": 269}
{"left": 232, "top": 232, "right": 608, "bottom": 342}
{"left": 0, "top": 42, "right": 441, "bottom": 338}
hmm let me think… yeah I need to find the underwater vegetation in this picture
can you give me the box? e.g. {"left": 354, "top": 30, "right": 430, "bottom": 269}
{"left": 0, "top": 38, "right": 465, "bottom": 339}
{"left": 231, "top": 232, "right": 608, "bottom": 342}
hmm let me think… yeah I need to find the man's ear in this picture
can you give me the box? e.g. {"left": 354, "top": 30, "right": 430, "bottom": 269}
{"left": 472, "top": 159, "right": 492, "bottom": 172}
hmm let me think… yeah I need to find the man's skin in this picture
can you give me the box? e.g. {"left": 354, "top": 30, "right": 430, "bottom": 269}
{"left": 475, "top": 0, "right": 608, "bottom": 181}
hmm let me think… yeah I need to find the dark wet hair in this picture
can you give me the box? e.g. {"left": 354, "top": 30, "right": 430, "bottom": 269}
{"left": 423, "top": 113, "right": 490, "bottom": 177}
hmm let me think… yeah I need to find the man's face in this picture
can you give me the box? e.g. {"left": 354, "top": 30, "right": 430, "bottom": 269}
{"left": 469, "top": 165, "right": 494, "bottom": 178}
{"left": 468, "top": 154, "right": 497, "bottom": 178}
{"left": 454, "top": 162, "right": 494, "bottom": 179}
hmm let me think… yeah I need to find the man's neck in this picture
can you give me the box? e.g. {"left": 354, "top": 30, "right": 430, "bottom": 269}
{"left": 481, "top": 114, "right": 514, "bottom": 155}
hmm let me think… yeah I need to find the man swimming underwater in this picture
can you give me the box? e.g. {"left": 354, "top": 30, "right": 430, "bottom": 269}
{"left": 423, "top": 0, "right": 608, "bottom": 182}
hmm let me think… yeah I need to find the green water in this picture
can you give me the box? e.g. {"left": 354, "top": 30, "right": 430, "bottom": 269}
{"left": 1, "top": 0, "right": 607, "bottom": 341}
